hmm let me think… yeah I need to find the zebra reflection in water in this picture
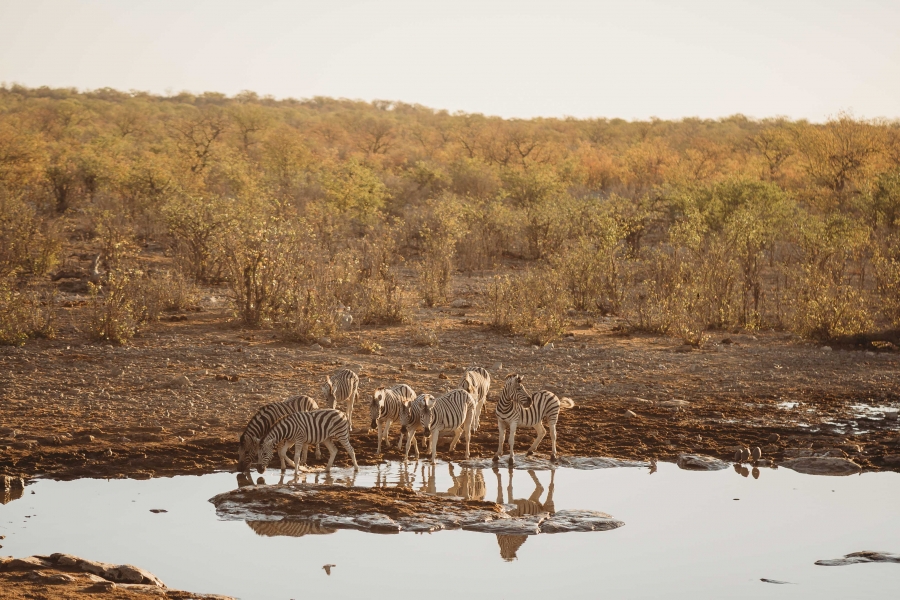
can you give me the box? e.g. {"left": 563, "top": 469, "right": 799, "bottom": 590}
{"left": 494, "top": 468, "right": 556, "bottom": 561}
{"left": 247, "top": 520, "right": 337, "bottom": 538}
{"left": 420, "top": 462, "right": 486, "bottom": 501}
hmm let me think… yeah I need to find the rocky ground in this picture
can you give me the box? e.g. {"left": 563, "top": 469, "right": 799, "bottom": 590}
{"left": 2, "top": 278, "right": 899, "bottom": 483}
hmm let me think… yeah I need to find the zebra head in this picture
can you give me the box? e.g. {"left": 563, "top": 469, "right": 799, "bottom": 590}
{"left": 257, "top": 436, "right": 276, "bottom": 475}
{"left": 460, "top": 373, "right": 476, "bottom": 395}
{"left": 237, "top": 433, "right": 256, "bottom": 471}
{"left": 420, "top": 395, "right": 437, "bottom": 438}
{"left": 322, "top": 376, "right": 337, "bottom": 409}
{"left": 505, "top": 373, "right": 533, "bottom": 408}
{"left": 370, "top": 388, "right": 386, "bottom": 430}
{"left": 400, "top": 394, "right": 430, "bottom": 435}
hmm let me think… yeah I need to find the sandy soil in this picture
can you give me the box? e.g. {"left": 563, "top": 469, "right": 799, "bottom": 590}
{"left": 2, "top": 281, "right": 899, "bottom": 482}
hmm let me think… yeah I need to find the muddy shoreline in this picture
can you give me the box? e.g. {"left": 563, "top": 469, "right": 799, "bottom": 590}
{"left": 2, "top": 305, "right": 899, "bottom": 483}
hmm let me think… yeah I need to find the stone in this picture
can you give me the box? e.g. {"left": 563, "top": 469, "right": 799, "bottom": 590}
{"left": 815, "top": 551, "right": 900, "bottom": 566}
{"left": 751, "top": 447, "right": 762, "bottom": 460}
{"left": 68, "top": 556, "right": 165, "bottom": 587}
{"left": 658, "top": 400, "right": 690, "bottom": 408}
{"left": 538, "top": 510, "right": 624, "bottom": 533}
{"left": 310, "top": 344, "right": 323, "bottom": 351}
{"left": 491, "top": 362, "right": 502, "bottom": 372}
{"left": 624, "top": 410, "right": 637, "bottom": 418}
{"left": 882, "top": 455, "right": 900, "bottom": 466}
{"left": 821, "top": 346, "right": 832, "bottom": 351}
{"left": 7, "top": 556, "right": 53, "bottom": 569}
{"left": 768, "top": 433, "right": 780, "bottom": 443}
{"left": 780, "top": 457, "right": 862, "bottom": 476}
{"left": 885, "top": 411, "right": 899, "bottom": 421}
{"left": 676, "top": 454, "right": 730, "bottom": 471}
{"left": 740, "top": 448, "right": 751, "bottom": 462}
{"left": 449, "top": 298, "right": 471, "bottom": 309}
{"left": 167, "top": 375, "right": 191, "bottom": 389}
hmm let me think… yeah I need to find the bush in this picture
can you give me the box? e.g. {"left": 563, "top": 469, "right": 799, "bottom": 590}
{"left": 164, "top": 195, "right": 233, "bottom": 283}
{"left": 873, "top": 234, "right": 900, "bottom": 326}
{"left": 489, "top": 269, "right": 569, "bottom": 345}
{"left": 86, "top": 270, "right": 140, "bottom": 344}
{"left": 0, "top": 277, "right": 56, "bottom": 346}
{"left": 417, "top": 197, "right": 466, "bottom": 307}
{"left": 0, "top": 195, "right": 61, "bottom": 277}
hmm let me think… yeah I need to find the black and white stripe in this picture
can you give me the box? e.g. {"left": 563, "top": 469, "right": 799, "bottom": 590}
{"left": 369, "top": 383, "right": 416, "bottom": 454}
{"left": 458, "top": 366, "right": 491, "bottom": 432}
{"left": 398, "top": 393, "right": 433, "bottom": 461}
{"left": 493, "top": 469, "right": 555, "bottom": 561}
{"left": 238, "top": 395, "right": 319, "bottom": 471}
{"left": 247, "top": 520, "right": 336, "bottom": 538}
{"left": 258, "top": 409, "right": 359, "bottom": 473}
{"left": 421, "top": 389, "right": 476, "bottom": 463}
{"left": 493, "top": 374, "right": 574, "bottom": 464}
{"left": 322, "top": 368, "right": 360, "bottom": 428}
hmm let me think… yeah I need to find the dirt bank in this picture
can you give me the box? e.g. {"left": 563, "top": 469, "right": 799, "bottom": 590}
{"left": 2, "top": 299, "right": 899, "bottom": 481}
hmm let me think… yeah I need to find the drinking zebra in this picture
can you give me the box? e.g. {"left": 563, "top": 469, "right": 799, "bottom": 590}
{"left": 323, "top": 368, "right": 360, "bottom": 428}
{"left": 238, "top": 395, "right": 320, "bottom": 472}
{"left": 369, "top": 383, "right": 416, "bottom": 454}
{"left": 494, "top": 468, "right": 555, "bottom": 561}
{"left": 493, "top": 374, "right": 575, "bottom": 465}
{"left": 247, "top": 520, "right": 336, "bottom": 538}
{"left": 421, "top": 389, "right": 476, "bottom": 463}
{"left": 458, "top": 366, "right": 491, "bottom": 432}
{"left": 398, "top": 393, "right": 433, "bottom": 461}
{"left": 257, "top": 408, "right": 359, "bottom": 473}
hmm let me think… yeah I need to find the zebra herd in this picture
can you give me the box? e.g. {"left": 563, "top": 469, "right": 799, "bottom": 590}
{"left": 238, "top": 366, "right": 575, "bottom": 475}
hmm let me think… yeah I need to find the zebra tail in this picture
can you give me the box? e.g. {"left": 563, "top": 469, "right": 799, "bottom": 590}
{"left": 559, "top": 397, "right": 575, "bottom": 409}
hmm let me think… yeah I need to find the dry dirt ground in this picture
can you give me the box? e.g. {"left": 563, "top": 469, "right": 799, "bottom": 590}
{"left": 2, "top": 279, "right": 899, "bottom": 483}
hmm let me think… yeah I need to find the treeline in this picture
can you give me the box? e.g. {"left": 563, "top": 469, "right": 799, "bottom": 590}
{"left": 1, "top": 84, "right": 899, "bottom": 345}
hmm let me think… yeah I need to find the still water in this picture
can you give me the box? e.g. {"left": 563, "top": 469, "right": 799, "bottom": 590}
{"left": 1, "top": 461, "right": 898, "bottom": 599}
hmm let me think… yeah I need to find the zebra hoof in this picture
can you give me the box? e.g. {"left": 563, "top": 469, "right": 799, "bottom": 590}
{"left": 492, "top": 455, "right": 500, "bottom": 463}
{"left": 526, "top": 451, "right": 534, "bottom": 457}
{"left": 550, "top": 455, "right": 558, "bottom": 462}
{"left": 507, "top": 457, "right": 515, "bottom": 466}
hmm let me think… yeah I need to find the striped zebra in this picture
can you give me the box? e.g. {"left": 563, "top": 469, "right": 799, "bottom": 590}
{"left": 369, "top": 383, "right": 416, "bottom": 454}
{"left": 257, "top": 409, "right": 359, "bottom": 474}
{"left": 421, "top": 389, "right": 476, "bottom": 463}
{"left": 247, "top": 520, "right": 336, "bottom": 538}
{"left": 398, "top": 393, "right": 433, "bottom": 461}
{"left": 493, "top": 374, "right": 575, "bottom": 465}
{"left": 494, "top": 468, "right": 555, "bottom": 561}
{"left": 323, "top": 368, "right": 360, "bottom": 428}
{"left": 458, "top": 366, "right": 491, "bottom": 432}
{"left": 238, "top": 395, "right": 320, "bottom": 472}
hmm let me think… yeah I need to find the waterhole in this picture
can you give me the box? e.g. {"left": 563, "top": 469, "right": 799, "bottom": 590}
{"left": 1, "top": 461, "right": 898, "bottom": 599}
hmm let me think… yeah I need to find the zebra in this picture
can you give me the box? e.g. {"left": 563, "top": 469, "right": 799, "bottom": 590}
{"left": 493, "top": 374, "right": 575, "bottom": 465}
{"left": 247, "top": 520, "right": 336, "bottom": 538}
{"left": 323, "top": 368, "right": 360, "bottom": 429}
{"left": 458, "top": 366, "right": 491, "bottom": 432}
{"left": 398, "top": 393, "right": 433, "bottom": 461}
{"left": 421, "top": 389, "right": 476, "bottom": 463}
{"left": 238, "top": 395, "right": 320, "bottom": 472}
{"left": 257, "top": 409, "right": 359, "bottom": 474}
{"left": 369, "top": 383, "right": 416, "bottom": 454}
{"left": 494, "top": 468, "right": 555, "bottom": 561}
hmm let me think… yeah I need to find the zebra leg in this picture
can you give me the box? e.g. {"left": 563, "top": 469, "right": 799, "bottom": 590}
{"left": 340, "top": 436, "right": 359, "bottom": 470}
{"left": 493, "top": 420, "right": 507, "bottom": 462}
{"left": 293, "top": 443, "right": 305, "bottom": 476}
{"left": 277, "top": 443, "right": 289, "bottom": 473}
{"left": 494, "top": 466, "right": 503, "bottom": 503}
{"left": 507, "top": 422, "right": 518, "bottom": 466}
{"left": 411, "top": 432, "right": 420, "bottom": 460}
{"left": 526, "top": 422, "right": 547, "bottom": 456}
{"left": 429, "top": 427, "right": 440, "bottom": 463}
{"left": 403, "top": 431, "right": 412, "bottom": 462}
{"left": 463, "top": 405, "right": 474, "bottom": 459}
{"left": 314, "top": 443, "right": 322, "bottom": 461}
{"left": 397, "top": 425, "right": 405, "bottom": 451}
{"left": 376, "top": 420, "right": 384, "bottom": 454}
{"left": 348, "top": 388, "right": 357, "bottom": 431}
{"left": 549, "top": 420, "right": 559, "bottom": 461}
{"left": 323, "top": 439, "right": 339, "bottom": 469}
{"left": 383, "top": 419, "right": 392, "bottom": 446}
{"left": 281, "top": 443, "right": 297, "bottom": 468}
{"left": 449, "top": 427, "right": 463, "bottom": 452}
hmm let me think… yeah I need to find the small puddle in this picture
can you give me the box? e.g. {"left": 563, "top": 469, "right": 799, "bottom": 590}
{"left": 1, "top": 462, "right": 899, "bottom": 599}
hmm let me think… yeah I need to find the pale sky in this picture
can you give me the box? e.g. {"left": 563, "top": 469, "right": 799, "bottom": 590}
{"left": 1, "top": 0, "right": 898, "bottom": 121}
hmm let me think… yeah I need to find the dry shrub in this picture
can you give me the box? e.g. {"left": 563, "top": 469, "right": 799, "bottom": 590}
{"left": 417, "top": 196, "right": 466, "bottom": 307}
{"left": 0, "top": 277, "right": 56, "bottom": 346}
{"left": 86, "top": 270, "right": 139, "bottom": 344}
{"left": 489, "top": 269, "right": 569, "bottom": 345}
{"left": 0, "top": 195, "right": 61, "bottom": 277}
{"left": 277, "top": 268, "right": 341, "bottom": 343}
{"left": 873, "top": 234, "right": 900, "bottom": 326}
{"left": 131, "top": 269, "right": 201, "bottom": 322}
{"left": 163, "top": 195, "right": 232, "bottom": 282}
{"left": 410, "top": 322, "right": 438, "bottom": 346}
{"left": 91, "top": 209, "right": 138, "bottom": 271}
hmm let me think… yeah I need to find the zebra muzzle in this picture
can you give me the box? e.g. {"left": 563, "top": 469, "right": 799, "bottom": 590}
{"left": 370, "top": 420, "right": 377, "bottom": 430}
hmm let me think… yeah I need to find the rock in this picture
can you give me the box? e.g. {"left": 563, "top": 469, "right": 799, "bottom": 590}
{"left": 624, "top": 410, "right": 637, "bottom": 418}
{"left": 721, "top": 338, "right": 733, "bottom": 344}
{"left": 815, "top": 551, "right": 900, "bottom": 566}
{"left": 885, "top": 411, "right": 899, "bottom": 421}
{"left": 310, "top": 344, "right": 324, "bottom": 351}
{"left": 751, "top": 447, "right": 762, "bottom": 460}
{"left": 780, "top": 457, "right": 862, "bottom": 476}
{"left": 768, "top": 433, "right": 780, "bottom": 443}
{"left": 54, "top": 554, "right": 80, "bottom": 566}
{"left": 438, "top": 373, "right": 449, "bottom": 379}
{"left": 821, "top": 346, "right": 832, "bottom": 351}
{"left": 658, "top": 400, "right": 690, "bottom": 408}
{"left": 88, "top": 580, "right": 118, "bottom": 592}
{"left": 783, "top": 448, "right": 846, "bottom": 458}
{"left": 7, "top": 556, "right": 53, "bottom": 569}
{"left": 539, "top": 510, "right": 624, "bottom": 533}
{"left": 760, "top": 578, "right": 793, "bottom": 584}
{"left": 449, "top": 298, "right": 471, "bottom": 309}
{"left": 167, "top": 375, "right": 191, "bottom": 389}
{"left": 29, "top": 570, "right": 76, "bottom": 583}
{"left": 882, "top": 455, "right": 900, "bottom": 466}
{"left": 733, "top": 449, "right": 742, "bottom": 462}
{"left": 740, "top": 448, "right": 751, "bottom": 462}
{"left": 459, "top": 456, "right": 648, "bottom": 471}
{"left": 317, "top": 337, "right": 333, "bottom": 347}
{"left": 50, "top": 554, "right": 165, "bottom": 587}
{"left": 491, "top": 362, "right": 502, "bottom": 372}
{"left": 676, "top": 454, "right": 730, "bottom": 471}
{"left": 542, "top": 343, "right": 554, "bottom": 350}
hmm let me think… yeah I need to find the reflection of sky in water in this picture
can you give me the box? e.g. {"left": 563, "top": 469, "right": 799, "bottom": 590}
{"left": 1, "top": 463, "right": 899, "bottom": 599}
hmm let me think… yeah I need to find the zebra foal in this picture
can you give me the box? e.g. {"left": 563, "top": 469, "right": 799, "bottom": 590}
{"left": 323, "top": 368, "right": 360, "bottom": 428}
{"left": 398, "top": 393, "right": 433, "bottom": 461}
{"left": 369, "top": 383, "right": 416, "bottom": 454}
{"left": 493, "top": 374, "right": 574, "bottom": 465}
{"left": 421, "top": 389, "right": 476, "bottom": 463}
{"left": 258, "top": 409, "right": 359, "bottom": 474}
{"left": 238, "top": 395, "right": 319, "bottom": 471}
{"left": 458, "top": 366, "right": 491, "bottom": 432}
